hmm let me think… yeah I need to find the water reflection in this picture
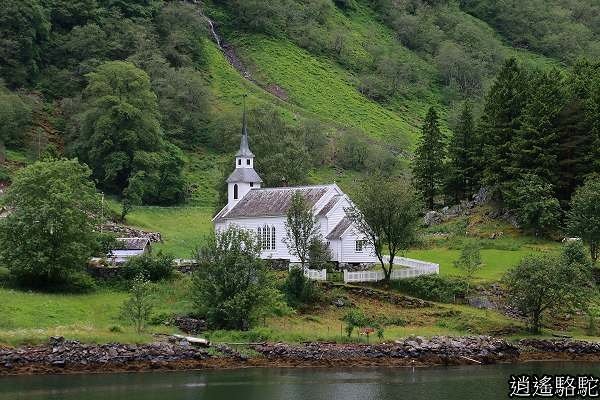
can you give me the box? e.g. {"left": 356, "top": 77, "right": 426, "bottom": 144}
{"left": 1, "top": 362, "right": 599, "bottom": 400}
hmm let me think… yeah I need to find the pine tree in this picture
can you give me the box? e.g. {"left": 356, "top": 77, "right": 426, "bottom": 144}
{"left": 413, "top": 107, "right": 446, "bottom": 209}
{"left": 445, "top": 101, "right": 478, "bottom": 202}
{"left": 480, "top": 58, "right": 529, "bottom": 200}
{"left": 556, "top": 60, "right": 600, "bottom": 203}
{"left": 513, "top": 69, "right": 563, "bottom": 187}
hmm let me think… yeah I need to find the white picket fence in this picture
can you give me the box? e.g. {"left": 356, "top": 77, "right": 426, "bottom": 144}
{"left": 305, "top": 268, "right": 327, "bottom": 281}
{"left": 289, "top": 265, "right": 327, "bottom": 281}
{"left": 343, "top": 257, "right": 439, "bottom": 283}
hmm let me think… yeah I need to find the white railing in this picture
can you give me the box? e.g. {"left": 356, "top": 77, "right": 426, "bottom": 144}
{"left": 289, "top": 264, "right": 327, "bottom": 281}
{"left": 305, "top": 268, "right": 327, "bottom": 281}
{"left": 343, "top": 258, "right": 439, "bottom": 283}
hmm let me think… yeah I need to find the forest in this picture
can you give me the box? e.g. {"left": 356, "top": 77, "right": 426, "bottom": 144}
{"left": 1, "top": 0, "right": 599, "bottom": 231}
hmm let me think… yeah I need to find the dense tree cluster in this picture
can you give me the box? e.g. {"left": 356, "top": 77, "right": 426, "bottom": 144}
{"left": 413, "top": 58, "right": 600, "bottom": 238}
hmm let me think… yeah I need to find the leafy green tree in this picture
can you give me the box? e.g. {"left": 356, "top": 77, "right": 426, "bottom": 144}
{"left": 282, "top": 268, "right": 322, "bottom": 309}
{"left": 77, "top": 61, "right": 162, "bottom": 193}
{"left": 0, "top": 159, "right": 100, "bottom": 288}
{"left": 192, "top": 227, "right": 279, "bottom": 330}
{"left": 567, "top": 176, "right": 600, "bottom": 263}
{"left": 248, "top": 105, "right": 311, "bottom": 187}
{"left": 413, "top": 107, "right": 446, "bottom": 209}
{"left": 154, "top": 68, "right": 210, "bottom": 148}
{"left": 505, "top": 174, "right": 562, "bottom": 236}
{"left": 445, "top": 101, "right": 478, "bottom": 202}
{"left": 283, "top": 192, "right": 321, "bottom": 270}
{"left": 342, "top": 309, "right": 369, "bottom": 338}
{"left": 308, "top": 238, "right": 332, "bottom": 270}
{"left": 503, "top": 251, "right": 591, "bottom": 334}
{"left": 76, "top": 61, "right": 186, "bottom": 204}
{"left": 346, "top": 175, "right": 422, "bottom": 283}
{"left": 41, "top": 0, "right": 98, "bottom": 31}
{"left": 121, "top": 275, "right": 154, "bottom": 334}
{"left": 337, "top": 132, "right": 369, "bottom": 171}
{"left": 0, "top": 85, "right": 32, "bottom": 163}
{"left": 453, "top": 241, "right": 482, "bottom": 295}
{"left": 480, "top": 58, "right": 529, "bottom": 199}
{"left": 0, "top": 0, "right": 50, "bottom": 88}
{"left": 155, "top": 2, "right": 208, "bottom": 68}
{"left": 122, "top": 252, "right": 174, "bottom": 282}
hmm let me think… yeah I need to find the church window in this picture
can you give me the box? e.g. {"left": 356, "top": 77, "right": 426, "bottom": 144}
{"left": 246, "top": 159, "right": 251, "bottom": 165}
{"left": 233, "top": 184, "right": 238, "bottom": 199}
{"left": 250, "top": 182, "right": 254, "bottom": 188}
{"left": 238, "top": 159, "right": 241, "bottom": 166}
{"left": 258, "top": 225, "right": 276, "bottom": 250}
{"left": 355, "top": 240, "right": 364, "bottom": 252}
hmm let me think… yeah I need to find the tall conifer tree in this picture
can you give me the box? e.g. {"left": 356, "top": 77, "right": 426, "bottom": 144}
{"left": 480, "top": 58, "right": 528, "bottom": 200}
{"left": 513, "top": 69, "right": 564, "bottom": 187}
{"left": 445, "top": 101, "right": 478, "bottom": 202}
{"left": 413, "top": 107, "right": 446, "bottom": 209}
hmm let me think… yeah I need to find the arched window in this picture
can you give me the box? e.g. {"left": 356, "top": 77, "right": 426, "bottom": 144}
{"left": 237, "top": 159, "right": 241, "bottom": 166}
{"left": 246, "top": 159, "right": 251, "bottom": 165}
{"left": 233, "top": 184, "right": 238, "bottom": 199}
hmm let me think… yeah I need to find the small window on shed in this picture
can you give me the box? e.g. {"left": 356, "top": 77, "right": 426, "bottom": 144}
{"left": 355, "top": 240, "right": 364, "bottom": 252}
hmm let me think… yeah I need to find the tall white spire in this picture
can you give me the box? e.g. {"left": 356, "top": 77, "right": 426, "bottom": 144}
{"left": 226, "top": 96, "right": 262, "bottom": 207}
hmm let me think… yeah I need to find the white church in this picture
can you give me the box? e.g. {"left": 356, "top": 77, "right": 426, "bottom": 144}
{"left": 213, "top": 112, "right": 378, "bottom": 266}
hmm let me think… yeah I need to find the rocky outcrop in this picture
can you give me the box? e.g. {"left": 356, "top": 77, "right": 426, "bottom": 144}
{"left": 0, "top": 336, "right": 210, "bottom": 375}
{"left": 322, "top": 282, "right": 432, "bottom": 308}
{"left": 252, "top": 336, "right": 519, "bottom": 365}
{"left": 519, "top": 339, "right": 600, "bottom": 355}
{"left": 101, "top": 223, "right": 162, "bottom": 243}
{"left": 173, "top": 317, "right": 207, "bottom": 335}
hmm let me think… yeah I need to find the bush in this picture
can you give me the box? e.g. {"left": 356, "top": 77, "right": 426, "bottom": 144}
{"left": 391, "top": 275, "right": 468, "bottom": 303}
{"left": 122, "top": 252, "right": 174, "bottom": 282}
{"left": 0, "top": 266, "right": 10, "bottom": 284}
{"left": 282, "top": 268, "right": 323, "bottom": 309}
{"left": 61, "top": 272, "right": 97, "bottom": 293}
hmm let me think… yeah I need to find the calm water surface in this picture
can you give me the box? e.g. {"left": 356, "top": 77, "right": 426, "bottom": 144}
{"left": 1, "top": 362, "right": 599, "bottom": 400}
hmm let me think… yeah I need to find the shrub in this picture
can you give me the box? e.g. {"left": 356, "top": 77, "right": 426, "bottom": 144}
{"left": 0, "top": 266, "right": 10, "bottom": 285}
{"left": 282, "top": 268, "right": 323, "bottom": 309}
{"left": 61, "top": 272, "right": 97, "bottom": 293}
{"left": 121, "top": 275, "right": 154, "bottom": 334}
{"left": 122, "top": 252, "right": 174, "bottom": 282}
{"left": 109, "top": 325, "right": 123, "bottom": 333}
{"left": 192, "top": 227, "right": 280, "bottom": 330}
{"left": 391, "top": 275, "right": 468, "bottom": 303}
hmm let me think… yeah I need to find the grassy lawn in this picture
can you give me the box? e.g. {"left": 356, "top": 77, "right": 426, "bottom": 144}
{"left": 406, "top": 248, "right": 551, "bottom": 282}
{"left": 0, "top": 279, "right": 194, "bottom": 346}
{"left": 115, "top": 206, "right": 214, "bottom": 258}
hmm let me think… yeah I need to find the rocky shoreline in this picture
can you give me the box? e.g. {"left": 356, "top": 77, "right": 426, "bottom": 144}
{"left": 1, "top": 336, "right": 599, "bottom": 376}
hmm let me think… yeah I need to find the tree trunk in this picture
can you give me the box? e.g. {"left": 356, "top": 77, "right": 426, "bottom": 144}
{"left": 531, "top": 311, "right": 541, "bottom": 334}
{"left": 591, "top": 243, "right": 598, "bottom": 265}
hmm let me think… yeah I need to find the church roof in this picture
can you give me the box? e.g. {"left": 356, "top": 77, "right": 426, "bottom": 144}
{"left": 226, "top": 168, "right": 263, "bottom": 183}
{"left": 326, "top": 217, "right": 352, "bottom": 240}
{"left": 317, "top": 195, "right": 342, "bottom": 216}
{"left": 216, "top": 185, "right": 334, "bottom": 220}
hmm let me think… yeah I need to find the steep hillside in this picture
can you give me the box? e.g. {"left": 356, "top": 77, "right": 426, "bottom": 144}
{"left": 1, "top": 0, "right": 597, "bottom": 212}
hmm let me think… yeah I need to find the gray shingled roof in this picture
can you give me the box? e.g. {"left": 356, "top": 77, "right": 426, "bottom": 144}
{"left": 317, "top": 195, "right": 341, "bottom": 216}
{"left": 326, "top": 217, "right": 352, "bottom": 239}
{"left": 226, "top": 168, "right": 263, "bottom": 183}
{"left": 220, "top": 186, "right": 331, "bottom": 219}
{"left": 236, "top": 132, "right": 254, "bottom": 157}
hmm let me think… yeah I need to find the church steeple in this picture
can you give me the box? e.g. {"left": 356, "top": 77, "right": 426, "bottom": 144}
{"left": 226, "top": 97, "right": 262, "bottom": 207}
{"left": 236, "top": 97, "right": 254, "bottom": 158}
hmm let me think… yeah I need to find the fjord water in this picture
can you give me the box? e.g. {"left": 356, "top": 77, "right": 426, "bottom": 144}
{"left": 1, "top": 363, "right": 599, "bottom": 400}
